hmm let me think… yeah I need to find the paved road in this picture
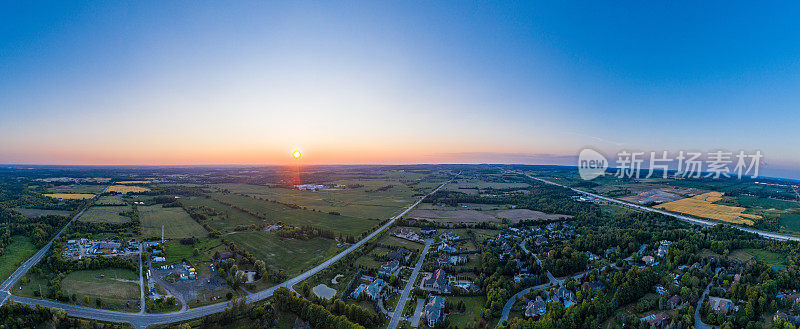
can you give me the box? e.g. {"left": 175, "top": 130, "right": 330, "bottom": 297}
{"left": 6, "top": 181, "right": 450, "bottom": 328}
{"left": 694, "top": 268, "right": 721, "bottom": 329}
{"left": 523, "top": 173, "right": 800, "bottom": 242}
{"left": 387, "top": 238, "right": 434, "bottom": 329}
{"left": 410, "top": 298, "right": 424, "bottom": 327}
{"left": 138, "top": 245, "right": 145, "bottom": 314}
{"left": 0, "top": 206, "right": 87, "bottom": 305}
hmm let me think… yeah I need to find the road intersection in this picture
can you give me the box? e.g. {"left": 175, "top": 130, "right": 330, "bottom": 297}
{"left": 0, "top": 181, "right": 450, "bottom": 328}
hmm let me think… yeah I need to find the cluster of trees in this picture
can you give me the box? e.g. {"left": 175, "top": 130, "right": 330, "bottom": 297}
{"left": 146, "top": 296, "right": 178, "bottom": 312}
{"left": 273, "top": 288, "right": 366, "bottom": 329}
{"left": 276, "top": 225, "right": 336, "bottom": 240}
{"left": 0, "top": 303, "right": 128, "bottom": 329}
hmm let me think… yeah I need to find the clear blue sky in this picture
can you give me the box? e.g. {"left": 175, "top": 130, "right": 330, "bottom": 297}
{"left": 1, "top": 2, "right": 798, "bottom": 177}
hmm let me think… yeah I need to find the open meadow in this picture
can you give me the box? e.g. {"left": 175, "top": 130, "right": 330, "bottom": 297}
{"left": 139, "top": 205, "right": 207, "bottom": 239}
{"left": 78, "top": 206, "right": 132, "bottom": 224}
{"left": 225, "top": 231, "right": 339, "bottom": 277}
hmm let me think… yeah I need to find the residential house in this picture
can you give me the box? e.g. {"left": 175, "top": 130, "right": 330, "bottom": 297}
{"left": 667, "top": 295, "right": 682, "bottom": 309}
{"left": 642, "top": 255, "right": 656, "bottom": 266}
{"left": 709, "top": 297, "right": 737, "bottom": 314}
{"left": 364, "top": 278, "right": 385, "bottom": 300}
{"left": 438, "top": 243, "right": 457, "bottom": 254}
{"left": 378, "top": 260, "right": 400, "bottom": 277}
{"left": 421, "top": 269, "right": 451, "bottom": 294}
{"left": 640, "top": 312, "right": 670, "bottom": 329}
{"left": 388, "top": 248, "right": 410, "bottom": 262}
{"left": 525, "top": 296, "right": 547, "bottom": 317}
{"left": 423, "top": 296, "right": 446, "bottom": 327}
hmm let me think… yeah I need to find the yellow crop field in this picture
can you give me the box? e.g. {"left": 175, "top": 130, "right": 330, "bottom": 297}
{"left": 106, "top": 185, "right": 151, "bottom": 194}
{"left": 43, "top": 193, "right": 95, "bottom": 200}
{"left": 655, "top": 191, "right": 760, "bottom": 225}
{"left": 116, "top": 180, "right": 150, "bottom": 184}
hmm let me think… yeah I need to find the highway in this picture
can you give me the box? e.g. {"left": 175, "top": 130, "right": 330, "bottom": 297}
{"left": 0, "top": 206, "right": 87, "bottom": 305}
{"left": 522, "top": 173, "right": 800, "bottom": 242}
{"left": 4, "top": 180, "right": 450, "bottom": 328}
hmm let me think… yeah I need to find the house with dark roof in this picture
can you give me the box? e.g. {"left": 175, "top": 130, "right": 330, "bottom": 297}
{"left": 525, "top": 296, "right": 547, "bottom": 317}
{"left": 640, "top": 312, "right": 670, "bottom": 328}
{"left": 388, "top": 248, "right": 410, "bottom": 262}
{"left": 423, "top": 296, "right": 446, "bottom": 327}
{"left": 378, "top": 260, "right": 400, "bottom": 277}
{"left": 667, "top": 295, "right": 682, "bottom": 309}
{"left": 421, "top": 269, "right": 451, "bottom": 294}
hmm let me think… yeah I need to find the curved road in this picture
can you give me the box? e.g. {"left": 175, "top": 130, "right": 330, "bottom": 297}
{"left": 1, "top": 181, "right": 450, "bottom": 328}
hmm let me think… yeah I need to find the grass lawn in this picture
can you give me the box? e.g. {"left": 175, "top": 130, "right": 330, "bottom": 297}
{"left": 730, "top": 248, "right": 787, "bottom": 267}
{"left": 212, "top": 193, "right": 378, "bottom": 236}
{"left": 139, "top": 205, "right": 208, "bottom": 239}
{"left": 447, "top": 296, "right": 487, "bottom": 327}
{"left": 78, "top": 205, "right": 131, "bottom": 223}
{"left": 0, "top": 235, "right": 37, "bottom": 282}
{"left": 225, "top": 231, "right": 338, "bottom": 277}
{"left": 60, "top": 268, "right": 140, "bottom": 312}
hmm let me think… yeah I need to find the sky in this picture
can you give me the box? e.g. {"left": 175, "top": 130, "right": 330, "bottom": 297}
{"left": 1, "top": 2, "right": 799, "bottom": 177}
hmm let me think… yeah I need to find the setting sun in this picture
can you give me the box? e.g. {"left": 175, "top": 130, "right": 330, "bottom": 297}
{"left": 292, "top": 150, "right": 302, "bottom": 159}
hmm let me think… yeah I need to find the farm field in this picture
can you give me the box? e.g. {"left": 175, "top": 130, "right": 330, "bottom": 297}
{"left": 78, "top": 206, "right": 131, "bottom": 224}
{"left": 95, "top": 195, "right": 127, "bottom": 206}
{"left": 211, "top": 193, "right": 378, "bottom": 236}
{"left": 225, "top": 231, "right": 338, "bottom": 277}
{"left": 46, "top": 184, "right": 108, "bottom": 194}
{"left": 443, "top": 178, "right": 529, "bottom": 195}
{"left": 215, "top": 180, "right": 423, "bottom": 219}
{"left": 139, "top": 205, "right": 207, "bottom": 239}
{"left": 407, "top": 206, "right": 569, "bottom": 225}
{"left": 655, "top": 192, "right": 761, "bottom": 225}
{"left": 43, "top": 193, "right": 95, "bottom": 200}
{"left": 60, "top": 268, "right": 140, "bottom": 312}
{"left": 12, "top": 208, "right": 71, "bottom": 218}
{"left": 180, "top": 196, "right": 263, "bottom": 231}
{"left": 0, "top": 235, "right": 37, "bottom": 282}
{"left": 116, "top": 180, "right": 151, "bottom": 184}
{"left": 107, "top": 185, "right": 150, "bottom": 194}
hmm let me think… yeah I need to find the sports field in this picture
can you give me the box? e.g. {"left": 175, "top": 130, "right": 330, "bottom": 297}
{"left": 107, "top": 185, "right": 150, "bottom": 194}
{"left": 79, "top": 206, "right": 131, "bottom": 224}
{"left": 139, "top": 205, "right": 208, "bottom": 239}
{"left": 655, "top": 191, "right": 760, "bottom": 225}
{"left": 211, "top": 193, "right": 377, "bottom": 235}
{"left": 43, "top": 193, "right": 95, "bottom": 200}
{"left": 225, "top": 231, "right": 338, "bottom": 276}
{"left": 60, "top": 268, "right": 140, "bottom": 312}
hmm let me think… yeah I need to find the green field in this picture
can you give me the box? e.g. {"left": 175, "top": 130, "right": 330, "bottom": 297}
{"left": 730, "top": 248, "right": 787, "bottom": 267}
{"left": 60, "top": 268, "right": 140, "bottom": 312}
{"left": 212, "top": 193, "right": 378, "bottom": 235}
{"left": 12, "top": 208, "right": 72, "bottom": 218}
{"left": 446, "top": 296, "right": 487, "bottom": 327}
{"left": 780, "top": 213, "right": 800, "bottom": 233}
{"left": 225, "top": 231, "right": 338, "bottom": 276}
{"left": 180, "top": 196, "right": 263, "bottom": 231}
{"left": 215, "top": 179, "right": 428, "bottom": 219}
{"left": 139, "top": 205, "right": 208, "bottom": 239}
{"left": 0, "top": 235, "right": 37, "bottom": 282}
{"left": 161, "top": 238, "right": 225, "bottom": 275}
{"left": 95, "top": 195, "right": 127, "bottom": 206}
{"left": 79, "top": 206, "right": 131, "bottom": 223}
